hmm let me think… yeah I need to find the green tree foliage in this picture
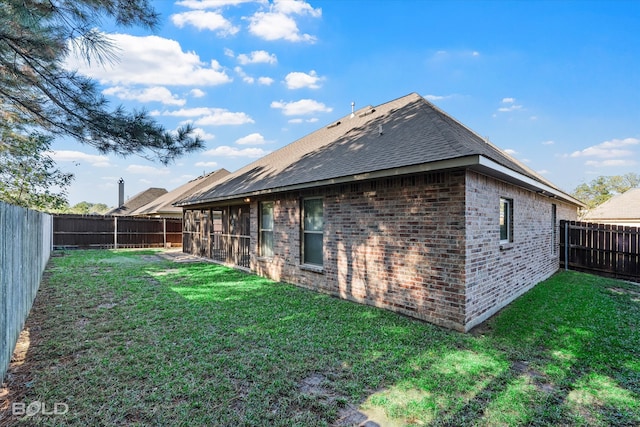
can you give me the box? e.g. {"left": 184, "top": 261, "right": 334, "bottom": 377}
{"left": 0, "top": 0, "right": 203, "bottom": 164}
{"left": 56, "top": 201, "right": 111, "bottom": 214}
{"left": 0, "top": 126, "right": 73, "bottom": 210}
{"left": 572, "top": 173, "right": 640, "bottom": 209}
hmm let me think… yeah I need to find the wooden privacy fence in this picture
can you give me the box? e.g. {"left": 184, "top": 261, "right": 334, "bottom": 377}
{"left": 53, "top": 215, "right": 182, "bottom": 249}
{"left": 1, "top": 202, "right": 53, "bottom": 384}
{"left": 560, "top": 220, "right": 640, "bottom": 280}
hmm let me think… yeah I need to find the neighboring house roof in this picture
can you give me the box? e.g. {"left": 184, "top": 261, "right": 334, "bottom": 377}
{"left": 177, "top": 93, "right": 582, "bottom": 207}
{"left": 106, "top": 187, "right": 168, "bottom": 216}
{"left": 129, "top": 169, "right": 230, "bottom": 216}
{"left": 583, "top": 188, "right": 640, "bottom": 221}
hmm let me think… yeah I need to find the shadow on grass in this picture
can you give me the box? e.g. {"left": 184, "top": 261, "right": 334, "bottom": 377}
{"left": 2, "top": 250, "right": 639, "bottom": 426}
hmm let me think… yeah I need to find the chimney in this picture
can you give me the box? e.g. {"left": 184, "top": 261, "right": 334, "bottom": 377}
{"left": 118, "top": 178, "right": 125, "bottom": 207}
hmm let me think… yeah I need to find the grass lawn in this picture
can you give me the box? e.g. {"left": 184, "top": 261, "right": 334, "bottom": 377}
{"left": 1, "top": 249, "right": 639, "bottom": 426}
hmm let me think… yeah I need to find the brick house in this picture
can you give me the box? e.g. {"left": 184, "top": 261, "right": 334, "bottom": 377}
{"left": 177, "top": 93, "right": 582, "bottom": 331}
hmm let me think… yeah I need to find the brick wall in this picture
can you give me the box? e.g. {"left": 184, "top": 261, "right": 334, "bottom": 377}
{"left": 464, "top": 170, "right": 578, "bottom": 330}
{"left": 252, "top": 171, "right": 469, "bottom": 331}
{"left": 191, "top": 168, "right": 578, "bottom": 332}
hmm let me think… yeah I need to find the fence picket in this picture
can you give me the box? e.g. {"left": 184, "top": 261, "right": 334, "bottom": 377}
{"left": 1, "top": 202, "right": 52, "bottom": 383}
{"left": 53, "top": 215, "right": 182, "bottom": 249}
{"left": 560, "top": 220, "right": 640, "bottom": 280}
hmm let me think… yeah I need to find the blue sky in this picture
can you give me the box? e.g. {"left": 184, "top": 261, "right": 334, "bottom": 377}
{"left": 54, "top": 0, "right": 640, "bottom": 207}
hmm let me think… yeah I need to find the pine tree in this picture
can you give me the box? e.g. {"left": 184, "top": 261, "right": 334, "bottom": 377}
{"left": 0, "top": 0, "right": 203, "bottom": 164}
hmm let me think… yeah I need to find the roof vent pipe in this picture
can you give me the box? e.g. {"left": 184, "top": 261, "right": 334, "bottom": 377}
{"left": 350, "top": 101, "right": 355, "bottom": 118}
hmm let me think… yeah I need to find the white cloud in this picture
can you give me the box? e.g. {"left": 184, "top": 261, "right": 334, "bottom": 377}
{"left": 234, "top": 66, "right": 254, "bottom": 84}
{"left": 48, "top": 150, "right": 111, "bottom": 167}
{"left": 570, "top": 138, "right": 640, "bottom": 159}
{"left": 537, "top": 169, "right": 549, "bottom": 175}
{"left": 249, "top": 12, "right": 313, "bottom": 42}
{"left": 152, "top": 107, "right": 254, "bottom": 126}
{"left": 66, "top": 34, "right": 232, "bottom": 86}
{"left": 285, "top": 70, "right": 323, "bottom": 89}
{"left": 498, "top": 105, "right": 522, "bottom": 112}
{"left": 425, "top": 94, "right": 454, "bottom": 101}
{"left": 236, "top": 133, "right": 265, "bottom": 145}
{"left": 190, "top": 88, "right": 206, "bottom": 98}
{"left": 195, "top": 111, "right": 254, "bottom": 126}
{"left": 139, "top": 178, "right": 152, "bottom": 185}
{"left": 126, "top": 165, "right": 171, "bottom": 175}
{"left": 192, "top": 127, "right": 215, "bottom": 141}
{"left": 204, "top": 146, "right": 269, "bottom": 158}
{"left": 171, "top": 10, "right": 239, "bottom": 35}
{"left": 271, "top": 99, "right": 332, "bottom": 116}
{"left": 195, "top": 161, "right": 219, "bottom": 168}
{"left": 504, "top": 149, "right": 517, "bottom": 155}
{"left": 152, "top": 107, "right": 213, "bottom": 117}
{"left": 497, "top": 97, "right": 523, "bottom": 113}
{"left": 102, "top": 86, "right": 186, "bottom": 106}
{"left": 542, "top": 140, "right": 555, "bottom": 145}
{"left": 237, "top": 50, "right": 277, "bottom": 65}
{"left": 274, "top": 0, "right": 322, "bottom": 17}
{"left": 585, "top": 159, "right": 637, "bottom": 167}
{"left": 258, "top": 76, "right": 274, "bottom": 85}
{"left": 248, "top": 1, "right": 321, "bottom": 43}
{"left": 176, "top": 0, "right": 254, "bottom": 9}
{"left": 288, "top": 117, "right": 318, "bottom": 124}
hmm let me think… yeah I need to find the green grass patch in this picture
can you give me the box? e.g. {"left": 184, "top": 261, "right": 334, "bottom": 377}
{"left": 3, "top": 250, "right": 639, "bottom": 426}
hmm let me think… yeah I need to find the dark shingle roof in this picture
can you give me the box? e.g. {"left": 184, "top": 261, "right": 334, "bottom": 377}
{"left": 179, "top": 93, "right": 576, "bottom": 206}
{"left": 129, "top": 169, "right": 230, "bottom": 216}
{"left": 105, "top": 187, "right": 168, "bottom": 216}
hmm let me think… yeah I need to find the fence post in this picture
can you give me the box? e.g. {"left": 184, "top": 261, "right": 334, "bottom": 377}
{"left": 114, "top": 216, "right": 118, "bottom": 249}
{"left": 163, "top": 218, "right": 167, "bottom": 248}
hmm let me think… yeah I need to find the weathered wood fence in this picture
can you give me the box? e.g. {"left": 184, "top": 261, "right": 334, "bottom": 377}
{"left": 1, "top": 202, "right": 53, "bottom": 384}
{"left": 53, "top": 215, "right": 182, "bottom": 249}
{"left": 560, "top": 220, "right": 640, "bottom": 280}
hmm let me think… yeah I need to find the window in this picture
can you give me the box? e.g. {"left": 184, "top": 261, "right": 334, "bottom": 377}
{"left": 551, "top": 204, "right": 557, "bottom": 255}
{"left": 500, "top": 198, "right": 513, "bottom": 243}
{"left": 259, "top": 202, "right": 274, "bottom": 257}
{"left": 302, "top": 198, "right": 323, "bottom": 266}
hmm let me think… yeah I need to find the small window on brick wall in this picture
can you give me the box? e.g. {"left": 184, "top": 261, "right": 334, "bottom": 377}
{"left": 500, "top": 197, "right": 514, "bottom": 243}
{"left": 259, "top": 202, "right": 274, "bottom": 257}
{"left": 302, "top": 198, "right": 323, "bottom": 266}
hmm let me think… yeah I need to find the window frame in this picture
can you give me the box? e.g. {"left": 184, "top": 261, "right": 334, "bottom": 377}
{"left": 551, "top": 203, "right": 557, "bottom": 255}
{"left": 301, "top": 197, "right": 324, "bottom": 267}
{"left": 500, "top": 197, "right": 514, "bottom": 244}
{"left": 259, "top": 201, "right": 274, "bottom": 258}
